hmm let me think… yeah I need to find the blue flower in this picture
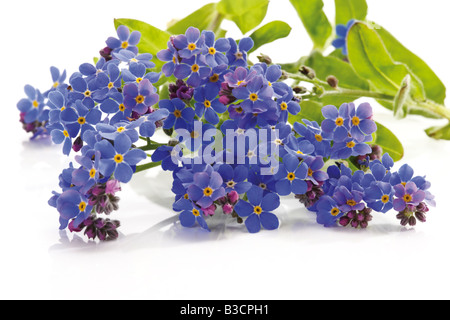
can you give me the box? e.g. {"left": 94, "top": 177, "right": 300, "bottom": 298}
{"left": 348, "top": 102, "right": 377, "bottom": 142}
{"left": 364, "top": 181, "right": 394, "bottom": 213}
{"left": 232, "top": 75, "right": 274, "bottom": 114}
{"left": 303, "top": 156, "right": 329, "bottom": 185}
{"left": 94, "top": 61, "right": 122, "bottom": 94}
{"left": 226, "top": 37, "right": 254, "bottom": 68}
{"left": 94, "top": 133, "right": 147, "bottom": 183}
{"left": 60, "top": 100, "right": 102, "bottom": 139}
{"left": 321, "top": 103, "right": 351, "bottom": 142}
{"left": 139, "top": 108, "right": 170, "bottom": 138}
{"left": 393, "top": 181, "right": 426, "bottom": 212}
{"left": 113, "top": 50, "right": 155, "bottom": 69}
{"left": 173, "top": 27, "right": 205, "bottom": 59}
{"left": 71, "top": 150, "right": 101, "bottom": 194}
{"left": 284, "top": 137, "right": 315, "bottom": 159}
{"left": 274, "top": 154, "right": 308, "bottom": 196}
{"left": 151, "top": 145, "right": 183, "bottom": 171}
{"left": 49, "top": 122, "right": 75, "bottom": 155}
{"left": 332, "top": 19, "right": 355, "bottom": 56}
{"left": 187, "top": 170, "right": 226, "bottom": 209}
{"left": 330, "top": 137, "right": 372, "bottom": 159}
{"left": 121, "top": 62, "right": 161, "bottom": 85}
{"left": 217, "top": 164, "right": 252, "bottom": 194}
{"left": 17, "top": 85, "right": 45, "bottom": 124}
{"left": 159, "top": 98, "right": 195, "bottom": 130}
{"left": 333, "top": 185, "right": 365, "bottom": 213}
{"left": 123, "top": 79, "right": 159, "bottom": 115}
{"left": 277, "top": 89, "right": 301, "bottom": 123}
{"left": 234, "top": 186, "right": 280, "bottom": 233}
{"left": 106, "top": 25, "right": 141, "bottom": 54}
{"left": 96, "top": 118, "right": 143, "bottom": 143}
{"left": 68, "top": 76, "right": 101, "bottom": 109}
{"left": 202, "top": 30, "right": 231, "bottom": 67}
{"left": 390, "top": 163, "right": 414, "bottom": 187}
{"left": 315, "top": 196, "right": 343, "bottom": 227}
{"left": 44, "top": 66, "right": 67, "bottom": 97}
{"left": 223, "top": 66, "right": 257, "bottom": 88}
{"left": 174, "top": 199, "right": 210, "bottom": 231}
{"left": 56, "top": 189, "right": 92, "bottom": 230}
{"left": 173, "top": 54, "right": 211, "bottom": 88}
{"left": 157, "top": 41, "right": 180, "bottom": 77}
{"left": 193, "top": 85, "right": 227, "bottom": 125}
{"left": 361, "top": 162, "right": 391, "bottom": 188}
{"left": 293, "top": 120, "right": 332, "bottom": 158}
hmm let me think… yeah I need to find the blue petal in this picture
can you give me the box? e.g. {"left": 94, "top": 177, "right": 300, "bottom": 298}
{"left": 234, "top": 200, "right": 254, "bottom": 217}
{"left": 115, "top": 162, "right": 133, "bottom": 183}
{"left": 260, "top": 212, "right": 279, "bottom": 230}
{"left": 179, "top": 211, "right": 196, "bottom": 228}
{"left": 245, "top": 214, "right": 261, "bottom": 233}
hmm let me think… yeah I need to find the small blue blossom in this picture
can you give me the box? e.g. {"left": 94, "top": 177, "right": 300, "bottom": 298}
{"left": 159, "top": 98, "right": 195, "bottom": 130}
{"left": 364, "top": 181, "right": 394, "bottom": 213}
{"left": 94, "top": 133, "right": 147, "bottom": 183}
{"left": 96, "top": 118, "right": 143, "bottom": 143}
{"left": 193, "top": 85, "right": 227, "bottom": 125}
{"left": 157, "top": 41, "right": 180, "bottom": 77}
{"left": 393, "top": 181, "right": 426, "bottom": 212}
{"left": 173, "top": 54, "right": 211, "bottom": 88}
{"left": 151, "top": 145, "right": 183, "bottom": 171}
{"left": 44, "top": 66, "right": 67, "bottom": 97}
{"left": 232, "top": 75, "right": 274, "bottom": 114}
{"left": 315, "top": 196, "right": 343, "bottom": 227}
{"left": 217, "top": 164, "right": 252, "bottom": 194}
{"left": 56, "top": 189, "right": 92, "bottom": 230}
{"left": 333, "top": 185, "right": 365, "bottom": 213}
{"left": 202, "top": 30, "right": 231, "bottom": 68}
{"left": 121, "top": 62, "right": 161, "bottom": 85}
{"left": 173, "top": 27, "right": 205, "bottom": 59}
{"left": 321, "top": 103, "right": 351, "bottom": 142}
{"left": 139, "top": 108, "right": 169, "bottom": 138}
{"left": 60, "top": 100, "right": 102, "bottom": 138}
{"left": 274, "top": 154, "right": 308, "bottom": 196}
{"left": 123, "top": 79, "right": 159, "bottom": 115}
{"left": 71, "top": 150, "right": 101, "bottom": 194}
{"left": 234, "top": 186, "right": 280, "bottom": 233}
{"left": 348, "top": 102, "right": 377, "bottom": 142}
{"left": 174, "top": 199, "right": 210, "bottom": 231}
{"left": 226, "top": 37, "right": 254, "bottom": 68}
{"left": 17, "top": 85, "right": 45, "bottom": 124}
{"left": 113, "top": 50, "right": 155, "bottom": 69}
{"left": 49, "top": 122, "right": 75, "bottom": 156}
{"left": 330, "top": 136, "right": 372, "bottom": 159}
{"left": 106, "top": 25, "right": 141, "bottom": 54}
{"left": 187, "top": 169, "right": 226, "bottom": 209}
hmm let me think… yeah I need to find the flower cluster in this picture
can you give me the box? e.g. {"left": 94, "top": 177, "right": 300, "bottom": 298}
{"left": 17, "top": 25, "right": 435, "bottom": 241}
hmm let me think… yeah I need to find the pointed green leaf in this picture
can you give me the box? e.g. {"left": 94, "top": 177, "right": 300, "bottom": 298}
{"left": 373, "top": 122, "right": 404, "bottom": 162}
{"left": 217, "top": 0, "right": 269, "bottom": 34}
{"left": 289, "top": 0, "right": 333, "bottom": 51}
{"left": 248, "top": 21, "right": 292, "bottom": 53}
{"left": 425, "top": 123, "right": 450, "bottom": 140}
{"left": 167, "top": 3, "right": 223, "bottom": 34}
{"left": 335, "top": 0, "right": 368, "bottom": 25}
{"left": 376, "top": 26, "right": 446, "bottom": 105}
{"left": 347, "top": 22, "right": 425, "bottom": 101}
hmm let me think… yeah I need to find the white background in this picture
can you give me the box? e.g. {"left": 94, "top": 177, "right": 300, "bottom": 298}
{"left": 1, "top": 0, "right": 450, "bottom": 300}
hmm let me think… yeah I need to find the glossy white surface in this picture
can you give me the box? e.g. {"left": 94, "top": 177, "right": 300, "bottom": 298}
{"left": 1, "top": 0, "right": 450, "bottom": 300}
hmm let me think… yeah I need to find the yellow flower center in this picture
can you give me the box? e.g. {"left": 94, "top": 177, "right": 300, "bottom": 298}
{"left": 227, "top": 181, "right": 236, "bottom": 188}
{"left": 203, "top": 187, "right": 213, "bottom": 197}
{"left": 381, "top": 195, "right": 390, "bottom": 204}
{"left": 136, "top": 77, "right": 143, "bottom": 84}
{"left": 352, "top": 116, "right": 360, "bottom": 126}
{"left": 249, "top": 93, "right": 258, "bottom": 102}
{"left": 346, "top": 199, "right": 357, "bottom": 206}
{"left": 119, "top": 104, "right": 126, "bottom": 112}
{"left": 121, "top": 41, "right": 129, "bottom": 49}
{"left": 33, "top": 100, "right": 39, "bottom": 108}
{"left": 135, "top": 95, "right": 144, "bottom": 104}
{"left": 191, "top": 64, "right": 199, "bottom": 72}
{"left": 190, "top": 131, "right": 200, "bottom": 139}
{"left": 235, "top": 106, "right": 243, "bottom": 113}
{"left": 335, "top": 117, "right": 344, "bottom": 126}
{"left": 204, "top": 100, "right": 211, "bottom": 108}
{"left": 254, "top": 206, "right": 263, "bottom": 215}
{"left": 53, "top": 82, "right": 59, "bottom": 88}
{"left": 346, "top": 141, "right": 356, "bottom": 148}
{"left": 192, "top": 208, "right": 200, "bottom": 217}
{"left": 84, "top": 90, "right": 91, "bottom": 97}
{"left": 117, "top": 126, "right": 126, "bottom": 133}
{"left": 287, "top": 173, "right": 296, "bottom": 181}
{"left": 208, "top": 47, "right": 216, "bottom": 55}
{"left": 108, "top": 82, "right": 114, "bottom": 89}
{"left": 308, "top": 168, "right": 313, "bottom": 177}
{"left": 184, "top": 194, "right": 189, "bottom": 200}
{"left": 77, "top": 117, "right": 86, "bottom": 125}
{"left": 63, "top": 130, "right": 69, "bottom": 138}
{"left": 280, "top": 102, "right": 288, "bottom": 111}
{"left": 188, "top": 43, "right": 196, "bottom": 51}
{"left": 114, "top": 154, "right": 124, "bottom": 163}
{"left": 315, "top": 134, "right": 323, "bottom": 142}
{"left": 173, "top": 110, "right": 182, "bottom": 118}
{"left": 89, "top": 168, "right": 96, "bottom": 179}
{"left": 210, "top": 74, "right": 219, "bottom": 83}
{"left": 331, "top": 207, "right": 340, "bottom": 216}
{"left": 403, "top": 194, "right": 412, "bottom": 203}
{"left": 79, "top": 201, "right": 87, "bottom": 212}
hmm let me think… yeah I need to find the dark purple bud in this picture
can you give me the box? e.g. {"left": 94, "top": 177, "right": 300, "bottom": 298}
{"left": 228, "top": 191, "right": 239, "bottom": 204}
{"left": 72, "top": 136, "right": 83, "bottom": 152}
{"left": 415, "top": 211, "right": 426, "bottom": 223}
{"left": 347, "top": 211, "right": 356, "bottom": 219}
{"left": 94, "top": 218, "right": 106, "bottom": 229}
{"left": 339, "top": 216, "right": 351, "bottom": 227}
{"left": 85, "top": 225, "right": 97, "bottom": 239}
{"left": 409, "top": 216, "right": 417, "bottom": 226}
{"left": 107, "top": 229, "right": 119, "bottom": 240}
{"left": 360, "top": 221, "right": 368, "bottom": 229}
{"left": 351, "top": 220, "right": 359, "bottom": 228}
{"left": 223, "top": 203, "right": 234, "bottom": 214}
{"left": 97, "top": 229, "right": 107, "bottom": 241}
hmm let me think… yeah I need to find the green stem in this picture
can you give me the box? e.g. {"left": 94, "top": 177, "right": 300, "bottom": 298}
{"left": 135, "top": 161, "right": 162, "bottom": 173}
{"left": 319, "top": 89, "right": 395, "bottom": 102}
{"left": 414, "top": 99, "right": 450, "bottom": 120}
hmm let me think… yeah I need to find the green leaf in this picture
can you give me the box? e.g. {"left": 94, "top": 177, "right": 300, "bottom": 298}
{"left": 373, "top": 121, "right": 404, "bottom": 162}
{"left": 288, "top": 100, "right": 325, "bottom": 125}
{"left": 289, "top": 0, "right": 333, "bottom": 51}
{"left": 334, "top": 0, "right": 368, "bottom": 25}
{"left": 376, "top": 26, "right": 446, "bottom": 105}
{"left": 217, "top": 0, "right": 269, "bottom": 34}
{"left": 425, "top": 123, "right": 450, "bottom": 140}
{"left": 347, "top": 22, "right": 425, "bottom": 101}
{"left": 114, "top": 18, "right": 171, "bottom": 69}
{"left": 305, "top": 51, "right": 369, "bottom": 90}
{"left": 248, "top": 21, "right": 292, "bottom": 53}
{"left": 167, "top": 3, "right": 223, "bottom": 34}
{"left": 392, "top": 75, "right": 411, "bottom": 119}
